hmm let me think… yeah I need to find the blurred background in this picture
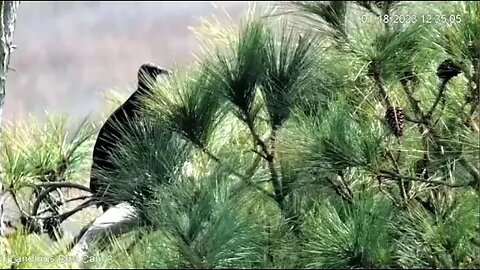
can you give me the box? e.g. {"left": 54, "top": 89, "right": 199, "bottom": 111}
{"left": 4, "top": 1, "right": 252, "bottom": 123}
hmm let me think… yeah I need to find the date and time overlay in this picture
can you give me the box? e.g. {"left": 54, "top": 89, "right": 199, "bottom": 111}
{"left": 361, "top": 13, "right": 463, "bottom": 25}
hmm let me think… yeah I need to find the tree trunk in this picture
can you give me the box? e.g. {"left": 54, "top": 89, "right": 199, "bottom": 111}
{"left": 0, "top": 1, "right": 20, "bottom": 238}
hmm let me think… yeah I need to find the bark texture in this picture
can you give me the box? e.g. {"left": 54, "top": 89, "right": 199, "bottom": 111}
{"left": 0, "top": 1, "right": 20, "bottom": 238}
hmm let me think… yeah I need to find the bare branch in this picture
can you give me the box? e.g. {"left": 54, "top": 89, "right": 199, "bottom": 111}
{"left": 31, "top": 185, "right": 62, "bottom": 216}
{"left": 28, "top": 182, "right": 90, "bottom": 217}
{"left": 22, "top": 181, "right": 91, "bottom": 193}
{"left": 36, "top": 195, "right": 92, "bottom": 216}
{"left": 35, "top": 199, "right": 96, "bottom": 224}
{"left": 371, "top": 72, "right": 393, "bottom": 108}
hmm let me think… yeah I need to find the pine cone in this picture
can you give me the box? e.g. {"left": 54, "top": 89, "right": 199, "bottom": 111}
{"left": 385, "top": 106, "right": 405, "bottom": 137}
{"left": 436, "top": 59, "right": 461, "bottom": 81}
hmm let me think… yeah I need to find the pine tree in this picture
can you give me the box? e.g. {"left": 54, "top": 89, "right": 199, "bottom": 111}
{"left": 2, "top": 1, "right": 480, "bottom": 269}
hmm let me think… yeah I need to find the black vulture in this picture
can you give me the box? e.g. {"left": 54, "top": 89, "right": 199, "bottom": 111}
{"left": 89, "top": 62, "right": 170, "bottom": 212}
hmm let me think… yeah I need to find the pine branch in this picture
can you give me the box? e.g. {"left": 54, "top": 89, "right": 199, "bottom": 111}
{"left": 372, "top": 72, "right": 393, "bottom": 108}
{"left": 426, "top": 79, "right": 449, "bottom": 120}
{"left": 400, "top": 80, "right": 426, "bottom": 120}
{"left": 36, "top": 199, "right": 96, "bottom": 223}
{"left": 399, "top": 79, "right": 432, "bottom": 184}
{"left": 267, "top": 128, "right": 284, "bottom": 207}
{"left": 400, "top": 73, "right": 479, "bottom": 191}
{"left": 462, "top": 64, "right": 480, "bottom": 131}
{"left": 355, "top": 1, "right": 380, "bottom": 17}
{"left": 325, "top": 176, "right": 353, "bottom": 204}
{"left": 463, "top": 95, "right": 479, "bottom": 132}
{"left": 10, "top": 188, "right": 94, "bottom": 226}
{"left": 4, "top": 181, "right": 93, "bottom": 237}
{"left": 8, "top": 190, "right": 31, "bottom": 218}
{"left": 338, "top": 171, "right": 353, "bottom": 200}
{"left": 246, "top": 119, "right": 272, "bottom": 160}
{"left": 250, "top": 148, "right": 268, "bottom": 160}
{"left": 458, "top": 158, "right": 480, "bottom": 188}
{"left": 201, "top": 147, "right": 275, "bottom": 199}
{"left": 386, "top": 150, "right": 400, "bottom": 173}
{"left": 378, "top": 169, "right": 476, "bottom": 188}
{"left": 6, "top": 190, "right": 94, "bottom": 240}
{"left": 376, "top": 175, "right": 402, "bottom": 208}
{"left": 36, "top": 195, "right": 91, "bottom": 216}
{"left": 24, "top": 181, "right": 91, "bottom": 192}
{"left": 313, "top": 171, "right": 353, "bottom": 204}
{"left": 404, "top": 114, "right": 427, "bottom": 124}
{"left": 31, "top": 185, "right": 63, "bottom": 216}
{"left": 246, "top": 119, "right": 284, "bottom": 209}
{"left": 386, "top": 148, "right": 408, "bottom": 202}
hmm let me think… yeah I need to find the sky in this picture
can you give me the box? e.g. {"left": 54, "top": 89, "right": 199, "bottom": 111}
{"left": 4, "top": 1, "right": 251, "bottom": 123}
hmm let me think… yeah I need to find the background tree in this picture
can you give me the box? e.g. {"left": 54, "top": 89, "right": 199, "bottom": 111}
{"left": 0, "top": 0, "right": 19, "bottom": 239}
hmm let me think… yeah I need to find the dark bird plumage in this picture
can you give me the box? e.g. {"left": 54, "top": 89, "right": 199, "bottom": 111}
{"left": 89, "top": 62, "right": 170, "bottom": 212}
{"left": 436, "top": 59, "right": 462, "bottom": 81}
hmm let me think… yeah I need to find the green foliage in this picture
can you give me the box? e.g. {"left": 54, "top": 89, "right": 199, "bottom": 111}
{"left": 4, "top": 1, "right": 480, "bottom": 269}
{"left": 0, "top": 115, "right": 100, "bottom": 269}
{"left": 261, "top": 20, "right": 320, "bottom": 128}
{"left": 280, "top": 1, "right": 348, "bottom": 43}
{"left": 0, "top": 229, "right": 76, "bottom": 269}
{"left": 146, "top": 169, "right": 263, "bottom": 268}
{"left": 89, "top": 2, "right": 478, "bottom": 268}
{"left": 302, "top": 195, "right": 394, "bottom": 268}
{"left": 433, "top": 1, "right": 480, "bottom": 66}
{"left": 350, "top": 20, "right": 432, "bottom": 83}
{"left": 1, "top": 115, "right": 95, "bottom": 189}
{"left": 97, "top": 116, "right": 191, "bottom": 217}
{"left": 283, "top": 100, "right": 385, "bottom": 174}
{"left": 394, "top": 190, "right": 480, "bottom": 268}
{"left": 205, "top": 19, "right": 268, "bottom": 123}
{"left": 143, "top": 67, "right": 226, "bottom": 149}
{"left": 203, "top": 15, "right": 320, "bottom": 129}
